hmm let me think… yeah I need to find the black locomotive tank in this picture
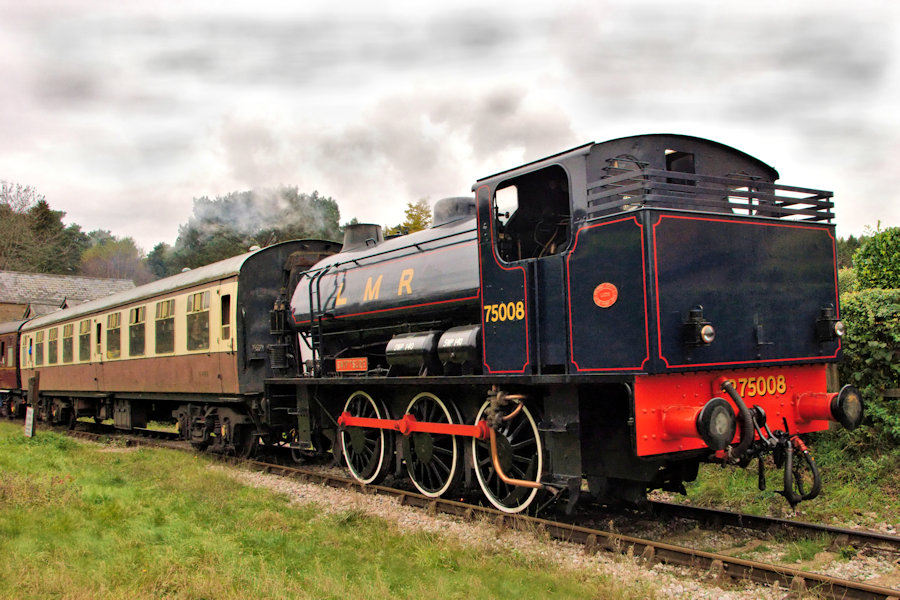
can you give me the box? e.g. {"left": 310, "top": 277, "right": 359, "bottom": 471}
{"left": 290, "top": 197, "right": 480, "bottom": 365}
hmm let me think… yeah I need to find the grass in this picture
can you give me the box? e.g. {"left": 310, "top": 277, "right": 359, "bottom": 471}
{"left": 0, "top": 421, "right": 656, "bottom": 600}
{"left": 781, "top": 535, "right": 828, "bottom": 563}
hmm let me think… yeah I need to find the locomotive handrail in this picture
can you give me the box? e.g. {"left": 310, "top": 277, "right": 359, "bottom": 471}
{"left": 298, "top": 226, "right": 476, "bottom": 278}
{"left": 308, "top": 264, "right": 336, "bottom": 377}
{"left": 588, "top": 169, "right": 834, "bottom": 199}
{"left": 587, "top": 194, "right": 834, "bottom": 220}
{"left": 592, "top": 179, "right": 834, "bottom": 208}
{"left": 585, "top": 168, "right": 834, "bottom": 222}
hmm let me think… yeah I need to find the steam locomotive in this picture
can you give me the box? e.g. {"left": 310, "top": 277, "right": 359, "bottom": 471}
{"left": 1, "top": 134, "right": 862, "bottom": 513}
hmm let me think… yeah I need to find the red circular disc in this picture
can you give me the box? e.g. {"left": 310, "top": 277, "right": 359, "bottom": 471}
{"left": 593, "top": 283, "right": 618, "bottom": 308}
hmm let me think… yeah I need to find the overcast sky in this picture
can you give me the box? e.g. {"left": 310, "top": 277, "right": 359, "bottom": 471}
{"left": 1, "top": 0, "right": 897, "bottom": 252}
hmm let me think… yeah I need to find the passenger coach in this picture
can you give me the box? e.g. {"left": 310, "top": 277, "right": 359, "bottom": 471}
{"left": 16, "top": 240, "right": 336, "bottom": 454}
{"left": 0, "top": 320, "right": 26, "bottom": 417}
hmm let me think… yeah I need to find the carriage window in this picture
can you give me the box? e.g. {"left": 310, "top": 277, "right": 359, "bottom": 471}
{"left": 155, "top": 299, "right": 175, "bottom": 354}
{"left": 47, "top": 328, "right": 58, "bottom": 364}
{"left": 1, "top": 341, "right": 5, "bottom": 366}
{"left": 62, "top": 324, "right": 74, "bottom": 363}
{"left": 493, "top": 165, "right": 571, "bottom": 262}
{"left": 79, "top": 319, "right": 91, "bottom": 361}
{"left": 220, "top": 294, "right": 231, "bottom": 340}
{"left": 35, "top": 330, "right": 45, "bottom": 366}
{"left": 106, "top": 313, "right": 121, "bottom": 359}
{"left": 129, "top": 306, "right": 146, "bottom": 357}
{"left": 186, "top": 291, "right": 210, "bottom": 351}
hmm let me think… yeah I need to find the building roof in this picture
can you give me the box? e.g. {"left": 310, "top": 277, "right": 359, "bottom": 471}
{"left": 22, "top": 242, "right": 282, "bottom": 330}
{"left": 0, "top": 271, "right": 136, "bottom": 308}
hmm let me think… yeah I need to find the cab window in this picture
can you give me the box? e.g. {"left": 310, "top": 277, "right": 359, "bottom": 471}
{"left": 493, "top": 165, "right": 571, "bottom": 262}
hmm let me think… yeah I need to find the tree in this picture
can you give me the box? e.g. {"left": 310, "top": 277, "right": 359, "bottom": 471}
{"left": 837, "top": 234, "right": 865, "bottom": 269}
{"left": 147, "top": 243, "right": 176, "bottom": 279}
{"left": 385, "top": 199, "right": 431, "bottom": 236}
{"left": 0, "top": 181, "right": 36, "bottom": 270}
{"left": 0, "top": 181, "right": 88, "bottom": 273}
{"left": 157, "top": 187, "right": 343, "bottom": 272}
{"left": 80, "top": 232, "right": 154, "bottom": 284}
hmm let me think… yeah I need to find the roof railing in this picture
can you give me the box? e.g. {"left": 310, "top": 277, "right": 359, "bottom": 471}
{"left": 585, "top": 167, "right": 834, "bottom": 223}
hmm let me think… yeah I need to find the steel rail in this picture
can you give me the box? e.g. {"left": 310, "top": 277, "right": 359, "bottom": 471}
{"left": 649, "top": 500, "right": 900, "bottom": 553}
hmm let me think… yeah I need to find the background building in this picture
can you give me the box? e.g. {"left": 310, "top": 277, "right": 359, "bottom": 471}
{"left": 0, "top": 271, "right": 135, "bottom": 321}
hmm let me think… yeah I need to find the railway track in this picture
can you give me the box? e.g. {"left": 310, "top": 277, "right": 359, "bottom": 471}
{"left": 647, "top": 500, "right": 900, "bottom": 554}
{"left": 66, "top": 426, "right": 900, "bottom": 600}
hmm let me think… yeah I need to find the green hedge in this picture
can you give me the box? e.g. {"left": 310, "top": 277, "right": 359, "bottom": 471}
{"left": 853, "top": 227, "right": 900, "bottom": 289}
{"left": 838, "top": 288, "right": 900, "bottom": 444}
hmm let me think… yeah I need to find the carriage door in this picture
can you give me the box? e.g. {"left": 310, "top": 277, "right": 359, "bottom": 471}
{"left": 478, "top": 165, "right": 572, "bottom": 374}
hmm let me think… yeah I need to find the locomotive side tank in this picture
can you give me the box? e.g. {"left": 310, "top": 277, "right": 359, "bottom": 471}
{"left": 290, "top": 197, "right": 480, "bottom": 374}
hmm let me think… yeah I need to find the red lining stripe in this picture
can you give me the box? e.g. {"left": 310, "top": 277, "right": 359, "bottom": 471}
{"left": 478, "top": 184, "right": 531, "bottom": 374}
{"left": 566, "top": 216, "right": 650, "bottom": 372}
{"left": 652, "top": 214, "right": 840, "bottom": 368}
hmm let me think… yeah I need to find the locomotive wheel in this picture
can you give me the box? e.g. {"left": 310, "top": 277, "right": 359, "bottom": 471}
{"left": 340, "top": 391, "right": 393, "bottom": 485}
{"left": 404, "top": 392, "right": 461, "bottom": 498}
{"left": 472, "top": 400, "right": 543, "bottom": 514}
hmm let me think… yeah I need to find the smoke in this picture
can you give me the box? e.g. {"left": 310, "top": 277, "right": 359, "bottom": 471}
{"left": 213, "top": 86, "right": 578, "bottom": 226}
{"left": 179, "top": 187, "right": 339, "bottom": 248}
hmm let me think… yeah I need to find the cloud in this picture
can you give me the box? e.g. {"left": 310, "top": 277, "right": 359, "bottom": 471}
{"left": 2, "top": 0, "right": 896, "bottom": 252}
{"left": 552, "top": 2, "right": 895, "bottom": 127}
{"left": 547, "top": 0, "right": 900, "bottom": 234}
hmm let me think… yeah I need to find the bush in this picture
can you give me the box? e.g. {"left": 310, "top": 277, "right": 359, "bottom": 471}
{"left": 853, "top": 226, "right": 900, "bottom": 289}
{"left": 838, "top": 288, "right": 900, "bottom": 444}
{"left": 838, "top": 268, "right": 857, "bottom": 294}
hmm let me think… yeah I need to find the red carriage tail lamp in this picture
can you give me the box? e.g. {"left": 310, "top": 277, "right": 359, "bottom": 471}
{"left": 796, "top": 385, "right": 863, "bottom": 430}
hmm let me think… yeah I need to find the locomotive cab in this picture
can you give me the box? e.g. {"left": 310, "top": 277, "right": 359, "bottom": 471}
{"left": 473, "top": 134, "right": 856, "bottom": 506}
{"left": 494, "top": 165, "right": 572, "bottom": 262}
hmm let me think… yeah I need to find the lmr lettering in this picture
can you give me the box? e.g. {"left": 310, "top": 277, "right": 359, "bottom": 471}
{"left": 334, "top": 269, "right": 415, "bottom": 306}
